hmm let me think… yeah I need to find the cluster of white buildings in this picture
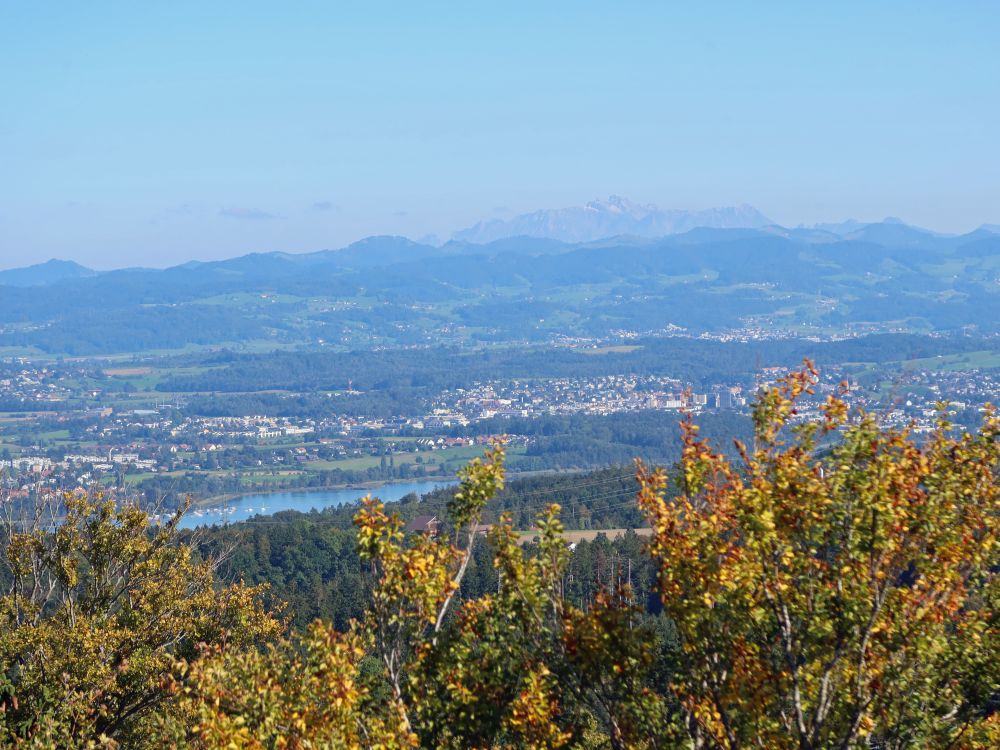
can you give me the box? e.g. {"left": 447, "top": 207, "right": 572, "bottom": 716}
{"left": 170, "top": 415, "right": 315, "bottom": 440}
{"left": 433, "top": 375, "right": 737, "bottom": 420}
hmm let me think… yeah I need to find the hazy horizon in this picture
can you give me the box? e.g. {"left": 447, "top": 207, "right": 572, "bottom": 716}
{"left": 3, "top": 2, "right": 998, "bottom": 269}
{"left": 3, "top": 198, "right": 998, "bottom": 273}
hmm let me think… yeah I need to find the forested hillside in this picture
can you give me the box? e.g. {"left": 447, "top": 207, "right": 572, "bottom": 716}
{"left": 155, "top": 334, "right": 987, "bottom": 396}
{"left": 188, "top": 466, "right": 655, "bottom": 629}
{"left": 5, "top": 228, "right": 1000, "bottom": 355}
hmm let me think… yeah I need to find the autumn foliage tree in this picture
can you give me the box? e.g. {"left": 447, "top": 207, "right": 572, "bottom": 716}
{"left": 0, "top": 493, "right": 279, "bottom": 749}
{"left": 639, "top": 364, "right": 1000, "bottom": 749}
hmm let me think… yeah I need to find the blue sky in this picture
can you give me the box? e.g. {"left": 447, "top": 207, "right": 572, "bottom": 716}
{"left": 1, "top": 1, "right": 998, "bottom": 269}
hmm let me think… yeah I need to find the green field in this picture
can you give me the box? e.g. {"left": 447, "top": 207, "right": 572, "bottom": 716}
{"left": 122, "top": 444, "right": 517, "bottom": 490}
{"left": 894, "top": 350, "right": 1000, "bottom": 372}
{"left": 574, "top": 345, "right": 642, "bottom": 355}
{"left": 312, "top": 444, "right": 511, "bottom": 472}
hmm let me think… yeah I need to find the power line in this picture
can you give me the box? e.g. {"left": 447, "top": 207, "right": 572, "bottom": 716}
{"left": 180, "top": 485, "right": 650, "bottom": 529}
{"left": 495, "top": 472, "right": 636, "bottom": 500}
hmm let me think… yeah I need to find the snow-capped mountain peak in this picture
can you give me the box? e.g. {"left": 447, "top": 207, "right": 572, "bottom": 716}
{"left": 453, "top": 197, "right": 773, "bottom": 243}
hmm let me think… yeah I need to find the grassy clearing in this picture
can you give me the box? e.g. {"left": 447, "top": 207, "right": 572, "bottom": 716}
{"left": 119, "top": 445, "right": 521, "bottom": 489}
{"left": 894, "top": 350, "right": 1000, "bottom": 372}
{"left": 517, "top": 528, "right": 652, "bottom": 544}
{"left": 312, "top": 444, "right": 497, "bottom": 472}
{"left": 574, "top": 345, "right": 641, "bottom": 355}
{"left": 36, "top": 429, "right": 70, "bottom": 440}
{"left": 103, "top": 367, "right": 152, "bottom": 377}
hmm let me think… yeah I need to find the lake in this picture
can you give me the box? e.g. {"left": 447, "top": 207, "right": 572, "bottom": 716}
{"left": 175, "top": 479, "right": 456, "bottom": 529}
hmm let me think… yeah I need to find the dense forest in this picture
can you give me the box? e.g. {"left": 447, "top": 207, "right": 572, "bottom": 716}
{"left": 157, "top": 334, "right": 988, "bottom": 396}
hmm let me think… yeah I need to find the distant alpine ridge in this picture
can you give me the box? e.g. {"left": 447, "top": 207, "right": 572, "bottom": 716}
{"left": 4, "top": 215, "right": 1000, "bottom": 356}
{"left": 452, "top": 196, "right": 774, "bottom": 243}
{"left": 0, "top": 259, "right": 97, "bottom": 287}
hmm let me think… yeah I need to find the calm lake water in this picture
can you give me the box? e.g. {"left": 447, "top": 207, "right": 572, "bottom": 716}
{"left": 175, "top": 479, "right": 456, "bottom": 529}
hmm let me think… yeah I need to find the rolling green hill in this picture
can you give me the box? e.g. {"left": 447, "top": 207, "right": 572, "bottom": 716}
{"left": 3, "top": 225, "right": 1000, "bottom": 355}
